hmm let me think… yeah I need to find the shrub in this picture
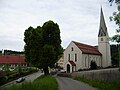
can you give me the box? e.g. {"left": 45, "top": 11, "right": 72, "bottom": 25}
{"left": 90, "top": 61, "right": 97, "bottom": 70}
{"left": 8, "top": 72, "right": 18, "bottom": 80}
{"left": 23, "top": 70, "right": 30, "bottom": 75}
{"left": 0, "top": 76, "right": 7, "bottom": 85}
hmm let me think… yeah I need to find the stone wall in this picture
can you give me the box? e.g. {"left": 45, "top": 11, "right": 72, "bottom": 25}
{"left": 71, "top": 68, "right": 120, "bottom": 82}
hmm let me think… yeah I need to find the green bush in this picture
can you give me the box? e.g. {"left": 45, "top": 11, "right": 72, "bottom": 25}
{"left": 0, "top": 68, "right": 38, "bottom": 86}
{"left": 5, "top": 71, "right": 17, "bottom": 76}
{"left": 8, "top": 72, "right": 19, "bottom": 80}
{"left": 90, "top": 61, "right": 97, "bottom": 70}
{"left": 22, "top": 70, "right": 30, "bottom": 75}
{"left": 0, "top": 76, "right": 7, "bottom": 85}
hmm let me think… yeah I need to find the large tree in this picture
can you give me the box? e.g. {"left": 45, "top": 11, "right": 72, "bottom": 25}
{"left": 108, "top": 0, "right": 120, "bottom": 67}
{"left": 24, "top": 20, "right": 62, "bottom": 75}
{"left": 42, "top": 21, "right": 62, "bottom": 61}
{"left": 109, "top": 0, "right": 120, "bottom": 43}
{"left": 110, "top": 45, "right": 119, "bottom": 66}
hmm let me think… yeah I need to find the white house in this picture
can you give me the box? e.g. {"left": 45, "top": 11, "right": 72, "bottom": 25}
{"left": 63, "top": 8, "right": 111, "bottom": 73}
{"left": 57, "top": 55, "right": 64, "bottom": 69}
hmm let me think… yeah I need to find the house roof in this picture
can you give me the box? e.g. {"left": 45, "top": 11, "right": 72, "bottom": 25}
{"left": 0, "top": 55, "right": 28, "bottom": 64}
{"left": 69, "top": 61, "right": 76, "bottom": 66}
{"left": 73, "top": 41, "right": 102, "bottom": 55}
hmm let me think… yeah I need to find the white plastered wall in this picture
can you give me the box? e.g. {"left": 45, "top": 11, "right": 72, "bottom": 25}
{"left": 98, "top": 36, "right": 111, "bottom": 67}
{"left": 63, "top": 41, "right": 82, "bottom": 72}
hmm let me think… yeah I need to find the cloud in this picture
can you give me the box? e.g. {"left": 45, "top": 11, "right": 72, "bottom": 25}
{"left": 0, "top": 0, "right": 117, "bottom": 50}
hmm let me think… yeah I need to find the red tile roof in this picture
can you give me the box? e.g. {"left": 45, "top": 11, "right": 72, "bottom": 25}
{"left": 73, "top": 41, "right": 102, "bottom": 55}
{"left": 0, "top": 55, "right": 28, "bottom": 64}
{"left": 69, "top": 61, "right": 76, "bottom": 66}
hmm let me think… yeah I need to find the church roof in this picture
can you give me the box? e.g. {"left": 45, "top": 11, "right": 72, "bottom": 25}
{"left": 98, "top": 7, "right": 108, "bottom": 37}
{"left": 73, "top": 41, "right": 102, "bottom": 55}
{"left": 0, "top": 55, "right": 28, "bottom": 64}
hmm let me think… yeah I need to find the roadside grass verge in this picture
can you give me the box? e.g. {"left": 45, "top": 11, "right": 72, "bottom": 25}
{"left": 74, "top": 77, "right": 120, "bottom": 90}
{"left": 5, "top": 75, "right": 58, "bottom": 90}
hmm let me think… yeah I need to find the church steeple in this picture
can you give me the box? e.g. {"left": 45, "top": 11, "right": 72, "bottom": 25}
{"left": 98, "top": 7, "right": 111, "bottom": 67}
{"left": 98, "top": 7, "right": 108, "bottom": 37}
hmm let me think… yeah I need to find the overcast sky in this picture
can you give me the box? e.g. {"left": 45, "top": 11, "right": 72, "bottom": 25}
{"left": 0, "top": 0, "right": 118, "bottom": 51}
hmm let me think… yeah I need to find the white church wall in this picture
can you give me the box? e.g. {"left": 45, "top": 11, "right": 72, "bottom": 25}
{"left": 64, "top": 41, "right": 103, "bottom": 72}
{"left": 63, "top": 41, "right": 82, "bottom": 71}
{"left": 76, "top": 51, "right": 82, "bottom": 71}
{"left": 107, "top": 44, "right": 111, "bottom": 66}
{"left": 64, "top": 62, "right": 72, "bottom": 72}
{"left": 98, "top": 36, "right": 111, "bottom": 67}
{"left": 82, "top": 54, "right": 102, "bottom": 69}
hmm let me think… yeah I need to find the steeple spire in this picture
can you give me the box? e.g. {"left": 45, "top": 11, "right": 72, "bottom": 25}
{"left": 98, "top": 7, "right": 111, "bottom": 67}
{"left": 98, "top": 7, "right": 108, "bottom": 37}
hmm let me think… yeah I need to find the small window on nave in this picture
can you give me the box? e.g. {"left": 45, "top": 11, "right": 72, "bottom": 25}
{"left": 75, "top": 54, "right": 77, "bottom": 62}
{"left": 71, "top": 47, "right": 74, "bottom": 51}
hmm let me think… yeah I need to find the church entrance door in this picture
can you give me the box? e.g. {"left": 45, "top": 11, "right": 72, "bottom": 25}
{"left": 67, "top": 64, "right": 70, "bottom": 73}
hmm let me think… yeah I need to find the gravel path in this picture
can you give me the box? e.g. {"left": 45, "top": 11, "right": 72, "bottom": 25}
{"left": 56, "top": 76, "right": 97, "bottom": 90}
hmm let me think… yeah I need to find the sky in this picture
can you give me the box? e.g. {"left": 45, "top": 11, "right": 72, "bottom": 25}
{"left": 0, "top": 0, "right": 118, "bottom": 51}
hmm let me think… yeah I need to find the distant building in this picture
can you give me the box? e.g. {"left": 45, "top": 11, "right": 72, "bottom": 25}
{"left": 0, "top": 55, "right": 28, "bottom": 71}
{"left": 57, "top": 55, "right": 64, "bottom": 69}
{"left": 63, "top": 8, "right": 111, "bottom": 73}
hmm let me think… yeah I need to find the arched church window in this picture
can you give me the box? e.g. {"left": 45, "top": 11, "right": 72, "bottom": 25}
{"left": 75, "top": 54, "right": 77, "bottom": 62}
{"left": 71, "top": 47, "right": 74, "bottom": 51}
{"left": 68, "top": 54, "right": 70, "bottom": 61}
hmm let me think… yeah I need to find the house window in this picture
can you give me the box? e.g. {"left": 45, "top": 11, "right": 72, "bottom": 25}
{"left": 101, "top": 38, "right": 103, "bottom": 41}
{"left": 71, "top": 47, "right": 74, "bottom": 51}
{"left": 68, "top": 54, "right": 70, "bottom": 61}
{"left": 75, "top": 54, "right": 77, "bottom": 62}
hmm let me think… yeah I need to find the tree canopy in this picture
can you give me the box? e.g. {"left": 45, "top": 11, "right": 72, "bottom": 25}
{"left": 108, "top": 0, "right": 120, "bottom": 68}
{"left": 24, "top": 20, "right": 63, "bottom": 75}
{"left": 108, "top": 0, "right": 120, "bottom": 43}
{"left": 110, "top": 44, "right": 119, "bottom": 66}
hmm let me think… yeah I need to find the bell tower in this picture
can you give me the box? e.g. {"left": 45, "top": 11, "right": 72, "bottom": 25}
{"left": 98, "top": 7, "right": 111, "bottom": 67}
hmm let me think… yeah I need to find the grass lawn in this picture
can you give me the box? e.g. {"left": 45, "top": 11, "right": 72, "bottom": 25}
{"left": 5, "top": 75, "right": 58, "bottom": 90}
{"left": 74, "top": 77, "right": 120, "bottom": 90}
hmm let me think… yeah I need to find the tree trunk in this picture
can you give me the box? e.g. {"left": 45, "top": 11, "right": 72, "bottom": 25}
{"left": 43, "top": 66, "right": 49, "bottom": 75}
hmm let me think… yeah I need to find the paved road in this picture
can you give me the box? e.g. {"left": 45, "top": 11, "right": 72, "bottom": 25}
{"left": 0, "top": 70, "right": 43, "bottom": 90}
{"left": 56, "top": 76, "right": 97, "bottom": 90}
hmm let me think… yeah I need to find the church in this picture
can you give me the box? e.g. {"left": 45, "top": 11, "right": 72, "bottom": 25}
{"left": 63, "top": 8, "right": 111, "bottom": 73}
